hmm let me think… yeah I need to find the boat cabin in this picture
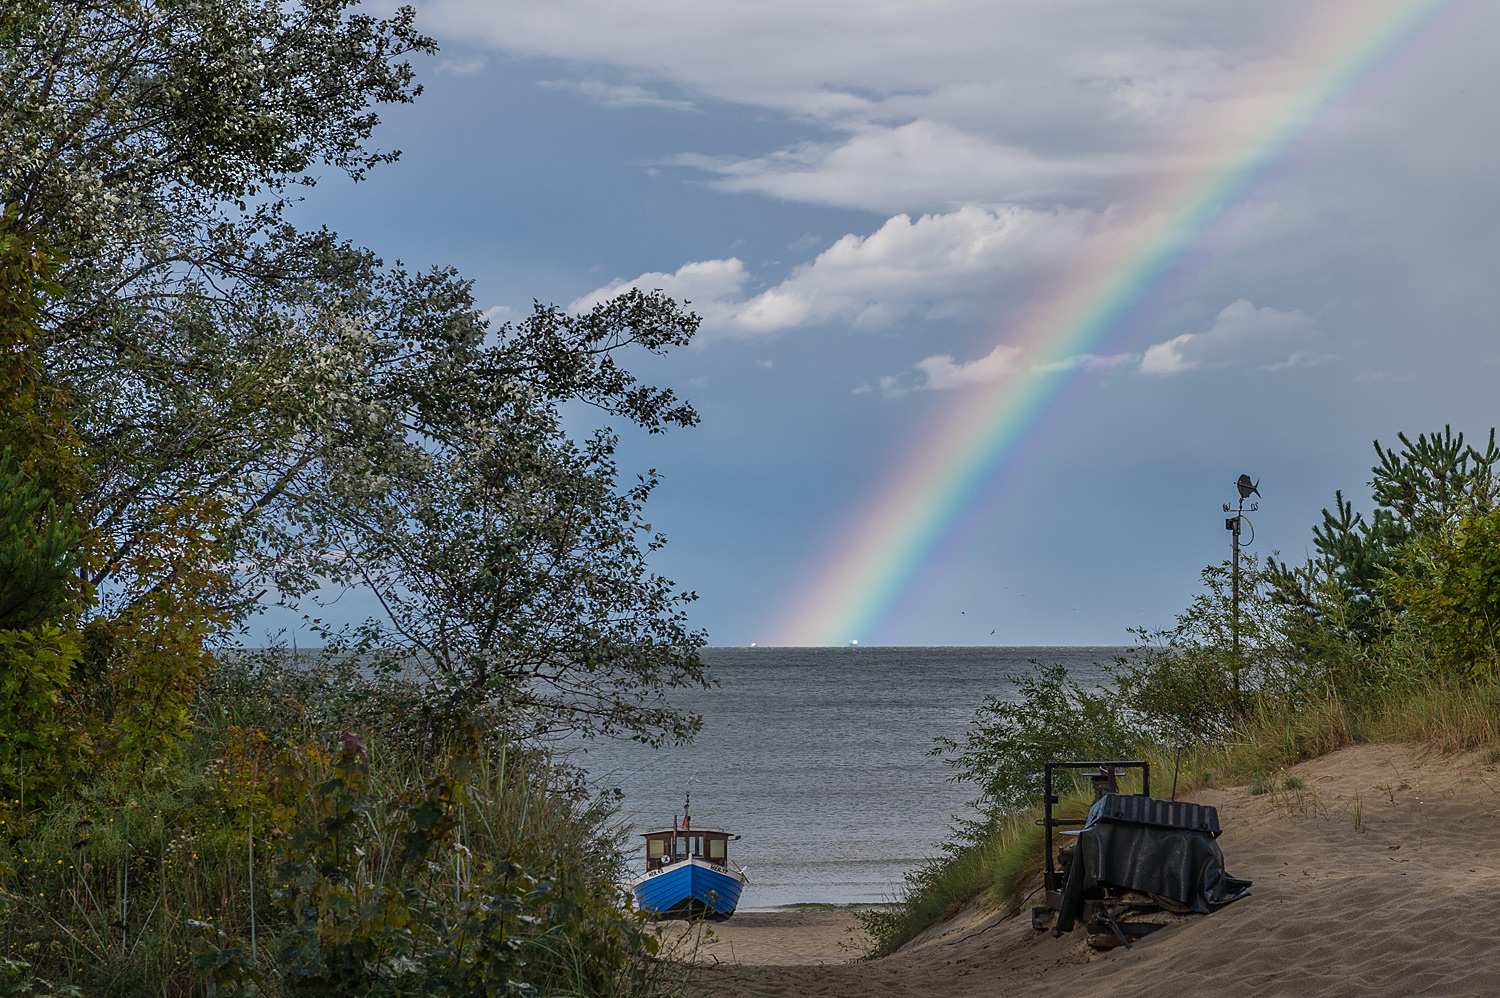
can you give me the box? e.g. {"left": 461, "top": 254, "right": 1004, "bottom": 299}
{"left": 642, "top": 827, "right": 735, "bottom": 872}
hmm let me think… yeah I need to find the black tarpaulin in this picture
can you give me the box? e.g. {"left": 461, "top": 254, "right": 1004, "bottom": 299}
{"left": 1055, "top": 794, "right": 1251, "bottom": 933}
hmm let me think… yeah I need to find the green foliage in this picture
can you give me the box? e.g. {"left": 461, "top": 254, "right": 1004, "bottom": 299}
{"left": 1371, "top": 426, "right": 1498, "bottom": 540}
{"left": 1113, "top": 556, "right": 1310, "bottom": 740}
{"left": 2, "top": 0, "right": 436, "bottom": 624}
{"left": 938, "top": 429, "right": 1500, "bottom": 813}
{"left": 1293, "top": 489, "right": 1405, "bottom": 643}
{"left": 932, "top": 663, "right": 1138, "bottom": 827}
{"left": 3, "top": 2, "right": 709, "bottom": 747}
{"left": 311, "top": 288, "right": 710, "bottom": 747}
{"left": 1, "top": 662, "right": 680, "bottom": 997}
{"left": 0, "top": 957, "right": 80, "bottom": 998}
{"left": 0, "top": 626, "right": 80, "bottom": 804}
{"left": 0, "top": 219, "right": 89, "bottom": 805}
{"left": 205, "top": 738, "right": 665, "bottom": 997}
{"left": 0, "top": 218, "right": 82, "bottom": 634}
{"left": 0, "top": 455, "right": 79, "bottom": 632}
{"left": 1390, "top": 506, "right": 1500, "bottom": 676}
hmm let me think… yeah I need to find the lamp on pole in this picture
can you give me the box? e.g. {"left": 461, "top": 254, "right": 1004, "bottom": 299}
{"left": 1224, "top": 474, "right": 1260, "bottom": 695}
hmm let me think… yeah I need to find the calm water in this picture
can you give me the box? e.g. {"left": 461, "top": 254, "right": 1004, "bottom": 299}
{"left": 568, "top": 646, "right": 1122, "bottom": 909}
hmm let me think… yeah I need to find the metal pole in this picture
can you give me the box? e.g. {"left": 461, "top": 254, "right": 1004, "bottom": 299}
{"left": 1231, "top": 496, "right": 1242, "bottom": 697}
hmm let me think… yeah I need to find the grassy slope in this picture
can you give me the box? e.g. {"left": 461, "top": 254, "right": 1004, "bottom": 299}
{"left": 861, "top": 677, "right": 1500, "bottom": 957}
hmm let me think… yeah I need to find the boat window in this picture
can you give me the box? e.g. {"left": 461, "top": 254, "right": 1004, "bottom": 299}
{"left": 691, "top": 836, "right": 703, "bottom": 857}
{"left": 673, "top": 837, "right": 686, "bottom": 856}
{"left": 648, "top": 839, "right": 664, "bottom": 859}
{"left": 708, "top": 838, "right": 725, "bottom": 860}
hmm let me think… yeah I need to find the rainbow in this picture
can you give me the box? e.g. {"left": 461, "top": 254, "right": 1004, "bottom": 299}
{"left": 775, "top": 0, "right": 1463, "bottom": 646}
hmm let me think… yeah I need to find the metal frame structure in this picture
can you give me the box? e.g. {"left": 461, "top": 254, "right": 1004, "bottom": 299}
{"left": 1041, "top": 760, "right": 1150, "bottom": 911}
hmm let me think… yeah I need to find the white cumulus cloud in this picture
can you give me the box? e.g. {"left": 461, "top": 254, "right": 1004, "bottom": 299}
{"left": 1139, "top": 333, "right": 1196, "bottom": 376}
{"left": 870, "top": 299, "right": 1315, "bottom": 398}
{"left": 569, "top": 258, "right": 753, "bottom": 329}
{"left": 901, "top": 343, "right": 1025, "bottom": 396}
{"left": 571, "top": 205, "right": 1124, "bottom": 340}
{"left": 879, "top": 345, "right": 1136, "bottom": 397}
{"left": 1138, "top": 299, "right": 1322, "bottom": 376}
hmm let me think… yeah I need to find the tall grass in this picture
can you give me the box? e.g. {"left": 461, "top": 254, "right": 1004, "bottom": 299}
{"left": 0, "top": 655, "right": 692, "bottom": 997}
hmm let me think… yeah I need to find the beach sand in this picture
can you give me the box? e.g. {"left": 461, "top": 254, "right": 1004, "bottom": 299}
{"left": 661, "top": 907, "right": 871, "bottom": 967}
{"left": 687, "top": 742, "right": 1500, "bottom": 997}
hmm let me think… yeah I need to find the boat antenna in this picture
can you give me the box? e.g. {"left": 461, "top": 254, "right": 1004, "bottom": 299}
{"left": 683, "top": 771, "right": 700, "bottom": 831}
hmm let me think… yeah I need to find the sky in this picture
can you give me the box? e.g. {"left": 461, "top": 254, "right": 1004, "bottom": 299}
{"left": 274, "top": 0, "right": 1500, "bottom": 647}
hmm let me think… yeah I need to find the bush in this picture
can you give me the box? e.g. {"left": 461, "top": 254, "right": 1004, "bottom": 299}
{"left": 932, "top": 663, "right": 1140, "bottom": 832}
{"left": 194, "top": 737, "right": 662, "bottom": 997}
{"left": 0, "top": 664, "right": 680, "bottom": 998}
{"left": 1390, "top": 506, "right": 1500, "bottom": 677}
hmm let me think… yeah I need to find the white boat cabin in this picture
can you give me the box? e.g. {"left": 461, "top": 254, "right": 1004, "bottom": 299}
{"left": 642, "top": 827, "right": 735, "bottom": 872}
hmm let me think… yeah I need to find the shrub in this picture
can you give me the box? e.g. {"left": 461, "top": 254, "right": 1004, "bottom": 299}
{"left": 1390, "top": 506, "right": 1500, "bottom": 677}
{"left": 194, "top": 736, "right": 662, "bottom": 998}
{"left": 932, "top": 663, "right": 1140, "bottom": 832}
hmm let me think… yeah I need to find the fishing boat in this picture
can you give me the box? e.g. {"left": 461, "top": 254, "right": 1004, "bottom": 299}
{"left": 631, "top": 793, "right": 745, "bottom": 920}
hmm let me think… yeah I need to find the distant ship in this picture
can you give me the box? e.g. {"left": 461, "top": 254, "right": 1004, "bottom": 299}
{"left": 631, "top": 793, "right": 745, "bottom": 920}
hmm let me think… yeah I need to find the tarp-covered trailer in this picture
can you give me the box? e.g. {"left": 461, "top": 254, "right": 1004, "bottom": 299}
{"left": 1035, "top": 761, "right": 1250, "bottom": 949}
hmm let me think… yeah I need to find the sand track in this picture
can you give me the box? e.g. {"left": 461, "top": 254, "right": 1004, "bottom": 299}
{"left": 689, "top": 742, "right": 1500, "bottom": 997}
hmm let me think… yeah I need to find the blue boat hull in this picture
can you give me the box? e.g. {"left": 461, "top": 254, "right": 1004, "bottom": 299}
{"left": 632, "top": 860, "right": 744, "bottom": 920}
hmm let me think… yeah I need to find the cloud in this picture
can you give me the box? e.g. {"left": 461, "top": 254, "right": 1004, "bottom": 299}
{"left": 671, "top": 120, "right": 1164, "bottom": 213}
{"left": 537, "top": 79, "right": 697, "bottom": 112}
{"left": 436, "top": 55, "right": 487, "bottom": 76}
{"left": 481, "top": 304, "right": 515, "bottom": 325}
{"left": 568, "top": 258, "right": 754, "bottom": 330}
{"left": 1138, "top": 334, "right": 1195, "bottom": 376}
{"left": 571, "top": 205, "right": 1122, "bottom": 340}
{"left": 1034, "top": 352, "right": 1137, "bottom": 375}
{"left": 878, "top": 346, "right": 1135, "bottom": 397}
{"left": 1138, "top": 299, "right": 1323, "bottom": 376}
{"left": 867, "top": 299, "right": 1313, "bottom": 398}
{"left": 420, "top": 1, "right": 1304, "bottom": 213}
{"left": 418, "top": 1, "right": 1278, "bottom": 123}
{"left": 902, "top": 343, "right": 1025, "bottom": 395}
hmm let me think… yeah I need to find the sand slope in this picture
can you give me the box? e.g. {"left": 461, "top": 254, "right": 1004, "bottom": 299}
{"left": 693, "top": 742, "right": 1500, "bottom": 997}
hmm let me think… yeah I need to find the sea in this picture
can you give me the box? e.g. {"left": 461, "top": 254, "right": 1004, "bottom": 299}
{"left": 567, "top": 646, "right": 1124, "bottom": 909}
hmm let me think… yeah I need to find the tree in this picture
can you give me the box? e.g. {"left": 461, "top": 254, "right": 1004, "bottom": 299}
{"left": 1, "top": 0, "right": 709, "bottom": 748}
{"left": 1371, "top": 426, "right": 1498, "bottom": 541}
{"left": 0, "top": 216, "right": 80, "bottom": 630}
{"left": 1266, "top": 427, "right": 1500, "bottom": 688}
{"left": 320, "top": 293, "right": 708, "bottom": 746}
{"left": 1, "top": 0, "right": 436, "bottom": 621}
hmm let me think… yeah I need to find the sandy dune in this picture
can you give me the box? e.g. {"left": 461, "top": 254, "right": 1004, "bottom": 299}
{"left": 689, "top": 742, "right": 1500, "bottom": 997}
